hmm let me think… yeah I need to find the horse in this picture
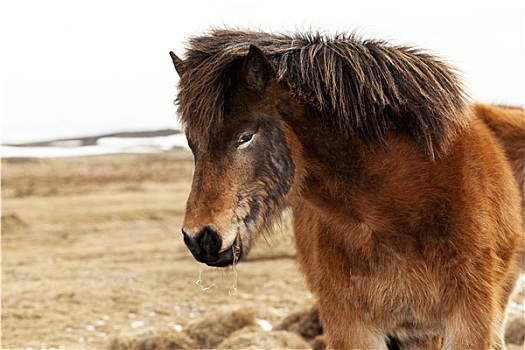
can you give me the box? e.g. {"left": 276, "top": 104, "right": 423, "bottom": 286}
{"left": 476, "top": 104, "right": 525, "bottom": 217}
{"left": 169, "top": 29, "right": 524, "bottom": 349}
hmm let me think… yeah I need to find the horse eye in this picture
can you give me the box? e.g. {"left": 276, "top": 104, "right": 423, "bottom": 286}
{"left": 236, "top": 133, "right": 254, "bottom": 149}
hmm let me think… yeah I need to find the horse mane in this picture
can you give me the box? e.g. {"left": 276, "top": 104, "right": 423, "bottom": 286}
{"left": 176, "top": 29, "right": 470, "bottom": 158}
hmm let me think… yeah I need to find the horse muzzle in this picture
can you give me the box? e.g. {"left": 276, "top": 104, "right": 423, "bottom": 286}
{"left": 182, "top": 226, "right": 240, "bottom": 267}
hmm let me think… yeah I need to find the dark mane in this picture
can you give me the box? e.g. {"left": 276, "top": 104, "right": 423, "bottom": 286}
{"left": 176, "top": 29, "right": 470, "bottom": 158}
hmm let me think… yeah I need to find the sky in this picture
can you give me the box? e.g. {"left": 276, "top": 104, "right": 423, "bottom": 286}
{"left": 1, "top": 0, "right": 524, "bottom": 144}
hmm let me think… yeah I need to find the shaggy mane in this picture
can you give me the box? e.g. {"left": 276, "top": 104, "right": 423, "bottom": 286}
{"left": 176, "top": 29, "right": 470, "bottom": 158}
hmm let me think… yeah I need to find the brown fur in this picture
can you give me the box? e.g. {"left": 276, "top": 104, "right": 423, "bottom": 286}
{"left": 476, "top": 104, "right": 525, "bottom": 219}
{"left": 170, "top": 29, "right": 523, "bottom": 349}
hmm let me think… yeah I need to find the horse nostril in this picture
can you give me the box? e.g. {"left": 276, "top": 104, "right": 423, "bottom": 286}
{"left": 197, "top": 226, "right": 222, "bottom": 258}
{"left": 182, "top": 226, "right": 222, "bottom": 262}
{"left": 182, "top": 228, "right": 200, "bottom": 256}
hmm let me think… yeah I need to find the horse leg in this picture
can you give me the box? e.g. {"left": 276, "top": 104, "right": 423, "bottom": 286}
{"left": 319, "top": 309, "right": 388, "bottom": 349}
{"left": 396, "top": 335, "right": 442, "bottom": 350}
{"left": 491, "top": 265, "right": 522, "bottom": 350}
{"left": 324, "top": 325, "right": 388, "bottom": 349}
{"left": 442, "top": 301, "right": 494, "bottom": 349}
{"left": 489, "top": 299, "right": 507, "bottom": 350}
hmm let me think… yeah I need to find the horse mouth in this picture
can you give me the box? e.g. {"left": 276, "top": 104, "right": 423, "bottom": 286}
{"left": 205, "top": 237, "right": 243, "bottom": 267}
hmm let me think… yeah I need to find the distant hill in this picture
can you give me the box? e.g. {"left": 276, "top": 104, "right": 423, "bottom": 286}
{"left": 7, "top": 129, "right": 182, "bottom": 147}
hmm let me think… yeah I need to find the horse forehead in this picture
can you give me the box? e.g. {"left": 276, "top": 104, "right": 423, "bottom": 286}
{"left": 182, "top": 83, "right": 281, "bottom": 149}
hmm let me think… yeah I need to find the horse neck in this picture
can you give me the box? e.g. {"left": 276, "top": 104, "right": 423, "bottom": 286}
{"left": 294, "top": 132, "right": 374, "bottom": 216}
{"left": 288, "top": 109, "right": 435, "bottom": 232}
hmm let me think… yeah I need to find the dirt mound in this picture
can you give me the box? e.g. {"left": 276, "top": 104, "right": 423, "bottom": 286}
{"left": 311, "top": 335, "right": 327, "bottom": 350}
{"left": 217, "top": 326, "right": 311, "bottom": 349}
{"left": 110, "top": 330, "right": 198, "bottom": 350}
{"left": 506, "top": 314, "right": 525, "bottom": 345}
{"left": 185, "top": 308, "right": 257, "bottom": 348}
{"left": 275, "top": 305, "right": 323, "bottom": 341}
{"left": 108, "top": 308, "right": 315, "bottom": 350}
{"left": 1, "top": 213, "right": 28, "bottom": 234}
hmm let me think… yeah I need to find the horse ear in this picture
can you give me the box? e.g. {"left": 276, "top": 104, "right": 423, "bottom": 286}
{"left": 241, "top": 45, "right": 271, "bottom": 93}
{"left": 169, "top": 51, "right": 186, "bottom": 77}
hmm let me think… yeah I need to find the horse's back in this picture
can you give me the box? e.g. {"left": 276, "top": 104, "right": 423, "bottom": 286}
{"left": 474, "top": 103, "right": 525, "bottom": 275}
{"left": 475, "top": 103, "right": 524, "bottom": 207}
{"left": 463, "top": 114, "right": 522, "bottom": 245}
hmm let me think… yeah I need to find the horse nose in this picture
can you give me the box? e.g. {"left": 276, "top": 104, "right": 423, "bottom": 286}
{"left": 182, "top": 226, "right": 222, "bottom": 264}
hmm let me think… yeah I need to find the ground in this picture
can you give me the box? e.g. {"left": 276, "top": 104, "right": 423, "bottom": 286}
{"left": 2, "top": 149, "right": 524, "bottom": 349}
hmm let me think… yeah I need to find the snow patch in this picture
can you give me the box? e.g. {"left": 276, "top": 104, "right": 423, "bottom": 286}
{"left": 2, "top": 134, "right": 189, "bottom": 158}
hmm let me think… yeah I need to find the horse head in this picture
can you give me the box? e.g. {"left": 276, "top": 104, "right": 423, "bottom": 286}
{"left": 170, "top": 46, "right": 303, "bottom": 267}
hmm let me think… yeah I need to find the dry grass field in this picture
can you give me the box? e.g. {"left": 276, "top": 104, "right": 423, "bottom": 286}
{"left": 2, "top": 149, "right": 524, "bottom": 349}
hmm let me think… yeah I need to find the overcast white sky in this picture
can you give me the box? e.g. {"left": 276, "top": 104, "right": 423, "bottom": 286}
{"left": 1, "top": 0, "right": 524, "bottom": 144}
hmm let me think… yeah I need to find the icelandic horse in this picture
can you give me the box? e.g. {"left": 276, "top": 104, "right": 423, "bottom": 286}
{"left": 169, "top": 29, "right": 524, "bottom": 349}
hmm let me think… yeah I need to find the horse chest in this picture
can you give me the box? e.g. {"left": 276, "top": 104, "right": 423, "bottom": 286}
{"left": 294, "top": 213, "right": 442, "bottom": 324}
